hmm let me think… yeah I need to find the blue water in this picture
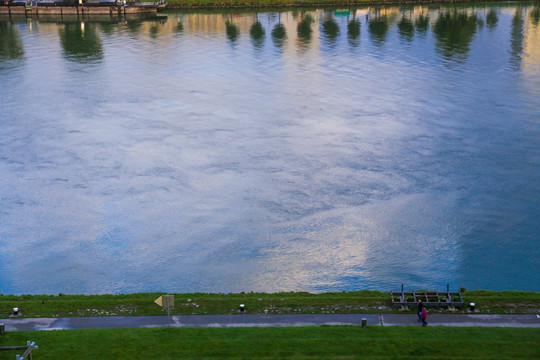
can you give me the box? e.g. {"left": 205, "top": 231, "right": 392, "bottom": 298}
{"left": 0, "top": 3, "right": 539, "bottom": 294}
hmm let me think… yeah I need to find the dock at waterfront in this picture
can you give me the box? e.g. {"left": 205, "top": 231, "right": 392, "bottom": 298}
{"left": 0, "top": 1, "right": 164, "bottom": 16}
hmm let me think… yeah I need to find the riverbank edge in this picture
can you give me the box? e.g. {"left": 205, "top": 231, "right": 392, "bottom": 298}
{"left": 1, "top": 290, "right": 539, "bottom": 318}
{"left": 163, "top": 0, "right": 530, "bottom": 10}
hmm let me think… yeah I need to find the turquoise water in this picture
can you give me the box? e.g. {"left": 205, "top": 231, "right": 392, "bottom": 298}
{"left": 0, "top": 3, "right": 539, "bottom": 294}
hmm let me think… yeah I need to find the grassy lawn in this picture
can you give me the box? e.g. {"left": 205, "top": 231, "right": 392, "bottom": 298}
{"left": 0, "top": 291, "right": 388, "bottom": 317}
{"left": 1, "top": 290, "right": 539, "bottom": 318}
{"left": 463, "top": 290, "right": 540, "bottom": 314}
{"left": 1, "top": 326, "right": 539, "bottom": 359}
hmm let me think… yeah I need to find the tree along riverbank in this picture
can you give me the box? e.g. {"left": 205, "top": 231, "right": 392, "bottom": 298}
{"left": 163, "top": 0, "right": 518, "bottom": 9}
{"left": 1, "top": 290, "right": 538, "bottom": 318}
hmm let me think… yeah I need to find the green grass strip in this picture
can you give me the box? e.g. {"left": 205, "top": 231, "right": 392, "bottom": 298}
{"left": 1, "top": 326, "right": 539, "bottom": 359}
{"left": 1, "top": 290, "right": 539, "bottom": 318}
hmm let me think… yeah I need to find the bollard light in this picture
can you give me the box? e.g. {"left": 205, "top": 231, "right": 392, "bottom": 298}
{"left": 239, "top": 304, "right": 245, "bottom": 312}
{"left": 361, "top": 318, "right": 367, "bottom": 328}
{"left": 13, "top": 307, "right": 19, "bottom": 316}
{"left": 469, "top": 302, "right": 475, "bottom": 312}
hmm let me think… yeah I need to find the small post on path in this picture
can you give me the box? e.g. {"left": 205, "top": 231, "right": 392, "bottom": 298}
{"left": 155, "top": 295, "right": 175, "bottom": 328}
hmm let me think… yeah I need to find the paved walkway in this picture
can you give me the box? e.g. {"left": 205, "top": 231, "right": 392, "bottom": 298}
{"left": 1, "top": 314, "right": 539, "bottom": 331}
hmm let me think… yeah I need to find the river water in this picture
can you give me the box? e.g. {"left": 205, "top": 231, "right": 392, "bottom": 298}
{"left": 1, "top": 3, "right": 539, "bottom": 295}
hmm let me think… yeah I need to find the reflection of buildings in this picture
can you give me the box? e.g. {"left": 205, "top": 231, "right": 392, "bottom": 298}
{"left": 523, "top": 7, "right": 540, "bottom": 77}
{"left": 521, "top": 7, "right": 540, "bottom": 109}
{"left": 184, "top": 12, "right": 257, "bottom": 35}
{"left": 2, "top": 5, "right": 540, "bottom": 67}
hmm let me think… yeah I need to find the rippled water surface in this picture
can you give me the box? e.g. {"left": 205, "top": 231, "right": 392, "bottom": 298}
{"left": 1, "top": 3, "right": 539, "bottom": 294}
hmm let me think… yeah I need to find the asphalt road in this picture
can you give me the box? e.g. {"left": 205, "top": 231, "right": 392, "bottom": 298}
{"left": 1, "top": 313, "right": 539, "bottom": 331}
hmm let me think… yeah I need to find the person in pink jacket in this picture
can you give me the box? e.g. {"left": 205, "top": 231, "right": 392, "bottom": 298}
{"left": 421, "top": 308, "right": 428, "bottom": 326}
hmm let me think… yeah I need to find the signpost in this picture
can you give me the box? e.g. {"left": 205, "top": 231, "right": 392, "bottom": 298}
{"left": 154, "top": 295, "right": 174, "bottom": 328}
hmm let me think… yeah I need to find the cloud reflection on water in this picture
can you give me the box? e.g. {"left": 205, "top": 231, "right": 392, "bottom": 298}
{"left": 0, "top": 4, "right": 539, "bottom": 294}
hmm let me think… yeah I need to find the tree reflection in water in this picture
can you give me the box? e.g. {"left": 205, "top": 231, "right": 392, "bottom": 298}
{"left": 250, "top": 15, "right": 265, "bottom": 50}
{"left": 0, "top": 22, "right": 24, "bottom": 62}
{"left": 271, "top": 22, "right": 287, "bottom": 48}
{"left": 398, "top": 16, "right": 414, "bottom": 42}
{"left": 150, "top": 21, "right": 163, "bottom": 39}
{"left": 100, "top": 21, "right": 117, "bottom": 36}
{"left": 433, "top": 10, "right": 478, "bottom": 63}
{"left": 415, "top": 14, "right": 430, "bottom": 34}
{"left": 510, "top": 8, "right": 524, "bottom": 70}
{"left": 175, "top": 21, "right": 184, "bottom": 34}
{"left": 347, "top": 18, "right": 361, "bottom": 47}
{"left": 59, "top": 22, "right": 103, "bottom": 63}
{"left": 368, "top": 15, "right": 389, "bottom": 46}
{"left": 531, "top": 6, "right": 540, "bottom": 26}
{"left": 321, "top": 17, "right": 340, "bottom": 47}
{"left": 486, "top": 8, "right": 499, "bottom": 30}
{"left": 297, "top": 13, "right": 313, "bottom": 46}
{"left": 127, "top": 21, "right": 143, "bottom": 34}
{"left": 226, "top": 21, "right": 240, "bottom": 43}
